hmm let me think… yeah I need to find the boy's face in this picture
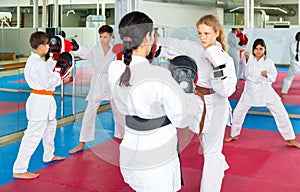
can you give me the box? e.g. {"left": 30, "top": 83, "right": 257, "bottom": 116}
{"left": 99, "top": 32, "right": 113, "bottom": 46}
{"left": 38, "top": 43, "right": 50, "bottom": 56}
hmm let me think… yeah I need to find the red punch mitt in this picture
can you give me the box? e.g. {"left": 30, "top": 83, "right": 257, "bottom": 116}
{"left": 54, "top": 52, "right": 74, "bottom": 80}
{"left": 112, "top": 43, "right": 123, "bottom": 60}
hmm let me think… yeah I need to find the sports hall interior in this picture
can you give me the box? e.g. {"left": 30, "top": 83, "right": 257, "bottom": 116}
{"left": 1, "top": 0, "right": 300, "bottom": 191}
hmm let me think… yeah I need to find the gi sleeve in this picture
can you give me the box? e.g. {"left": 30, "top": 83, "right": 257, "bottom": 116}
{"left": 265, "top": 59, "right": 277, "bottom": 83}
{"left": 72, "top": 44, "right": 94, "bottom": 60}
{"left": 210, "top": 53, "right": 237, "bottom": 97}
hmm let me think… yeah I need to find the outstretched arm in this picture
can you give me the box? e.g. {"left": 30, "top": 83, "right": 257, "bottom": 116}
{"left": 204, "top": 46, "right": 237, "bottom": 97}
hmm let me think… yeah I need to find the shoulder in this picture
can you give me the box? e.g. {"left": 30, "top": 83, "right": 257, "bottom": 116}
{"left": 151, "top": 65, "right": 171, "bottom": 76}
{"left": 265, "top": 57, "right": 274, "bottom": 64}
{"left": 108, "top": 60, "right": 126, "bottom": 85}
{"left": 109, "top": 60, "right": 125, "bottom": 71}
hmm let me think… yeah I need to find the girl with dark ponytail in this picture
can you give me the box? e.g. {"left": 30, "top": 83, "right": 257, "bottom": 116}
{"left": 118, "top": 11, "right": 153, "bottom": 87}
{"left": 281, "top": 31, "right": 300, "bottom": 98}
{"left": 108, "top": 11, "right": 201, "bottom": 192}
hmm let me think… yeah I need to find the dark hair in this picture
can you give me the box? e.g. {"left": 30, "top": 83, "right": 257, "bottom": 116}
{"left": 59, "top": 30, "right": 66, "bottom": 38}
{"left": 98, "top": 25, "right": 113, "bottom": 35}
{"left": 295, "top": 32, "right": 300, "bottom": 61}
{"left": 29, "top": 31, "right": 50, "bottom": 49}
{"left": 252, "top": 38, "right": 267, "bottom": 56}
{"left": 118, "top": 11, "right": 153, "bottom": 87}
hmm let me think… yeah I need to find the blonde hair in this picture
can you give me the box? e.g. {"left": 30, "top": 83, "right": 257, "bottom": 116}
{"left": 196, "top": 14, "right": 227, "bottom": 51}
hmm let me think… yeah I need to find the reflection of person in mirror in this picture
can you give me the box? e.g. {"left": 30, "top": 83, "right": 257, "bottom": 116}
{"left": 225, "top": 38, "right": 300, "bottom": 148}
{"left": 236, "top": 28, "right": 248, "bottom": 79}
{"left": 227, "top": 28, "right": 246, "bottom": 78}
{"left": 280, "top": 32, "right": 300, "bottom": 99}
{"left": 68, "top": 25, "right": 125, "bottom": 154}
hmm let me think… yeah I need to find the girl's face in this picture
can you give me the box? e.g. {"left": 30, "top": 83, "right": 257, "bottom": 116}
{"left": 253, "top": 44, "right": 265, "bottom": 59}
{"left": 197, "top": 23, "right": 218, "bottom": 48}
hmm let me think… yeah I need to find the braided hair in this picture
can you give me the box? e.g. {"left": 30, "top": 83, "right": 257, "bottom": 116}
{"left": 118, "top": 11, "right": 153, "bottom": 87}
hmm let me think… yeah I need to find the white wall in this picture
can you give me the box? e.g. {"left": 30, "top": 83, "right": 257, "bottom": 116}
{"left": 0, "top": 28, "right": 99, "bottom": 56}
{"left": 158, "top": 27, "right": 299, "bottom": 65}
{"left": 0, "top": 28, "right": 36, "bottom": 56}
{"left": 61, "top": 27, "right": 99, "bottom": 45}
{"left": 136, "top": 1, "right": 224, "bottom": 28}
{"left": 237, "top": 28, "right": 299, "bottom": 65}
{"left": 1, "top": 0, "right": 297, "bottom": 65}
{"left": 1, "top": 0, "right": 114, "bottom": 6}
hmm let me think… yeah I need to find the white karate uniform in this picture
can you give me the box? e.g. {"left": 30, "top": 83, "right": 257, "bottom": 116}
{"left": 227, "top": 31, "right": 245, "bottom": 78}
{"left": 281, "top": 40, "right": 300, "bottom": 94}
{"left": 230, "top": 55, "right": 296, "bottom": 140}
{"left": 73, "top": 43, "right": 125, "bottom": 140}
{"left": 108, "top": 56, "right": 202, "bottom": 192}
{"left": 158, "top": 38, "right": 237, "bottom": 192}
{"left": 13, "top": 52, "right": 62, "bottom": 174}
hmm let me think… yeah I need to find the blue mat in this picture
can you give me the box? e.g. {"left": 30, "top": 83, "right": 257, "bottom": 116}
{"left": 0, "top": 110, "right": 115, "bottom": 186}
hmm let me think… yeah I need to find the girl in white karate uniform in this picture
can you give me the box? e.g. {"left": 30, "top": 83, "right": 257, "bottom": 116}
{"left": 158, "top": 15, "right": 237, "bottom": 192}
{"left": 280, "top": 31, "right": 300, "bottom": 98}
{"left": 225, "top": 38, "right": 300, "bottom": 148}
{"left": 108, "top": 11, "right": 202, "bottom": 192}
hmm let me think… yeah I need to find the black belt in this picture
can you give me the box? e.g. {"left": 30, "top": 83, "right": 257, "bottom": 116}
{"left": 125, "top": 115, "right": 171, "bottom": 131}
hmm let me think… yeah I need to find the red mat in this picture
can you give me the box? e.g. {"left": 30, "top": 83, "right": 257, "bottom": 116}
{"left": 2, "top": 128, "right": 300, "bottom": 192}
{"left": 64, "top": 66, "right": 92, "bottom": 87}
{"left": 0, "top": 102, "right": 25, "bottom": 116}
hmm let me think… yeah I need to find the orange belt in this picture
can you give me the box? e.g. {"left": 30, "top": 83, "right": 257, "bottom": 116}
{"left": 32, "top": 89, "right": 54, "bottom": 96}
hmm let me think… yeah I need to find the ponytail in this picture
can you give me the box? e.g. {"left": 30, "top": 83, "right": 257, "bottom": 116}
{"left": 118, "top": 11, "right": 153, "bottom": 87}
{"left": 119, "top": 43, "right": 133, "bottom": 87}
{"left": 295, "top": 32, "right": 300, "bottom": 62}
{"left": 217, "top": 27, "right": 227, "bottom": 51}
{"left": 296, "top": 41, "right": 299, "bottom": 62}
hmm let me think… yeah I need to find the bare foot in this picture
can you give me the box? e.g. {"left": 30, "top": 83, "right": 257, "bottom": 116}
{"left": 224, "top": 136, "right": 238, "bottom": 142}
{"left": 68, "top": 142, "right": 85, "bottom": 154}
{"left": 13, "top": 172, "right": 39, "bottom": 180}
{"left": 287, "top": 140, "right": 300, "bottom": 148}
{"left": 44, "top": 155, "right": 65, "bottom": 163}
